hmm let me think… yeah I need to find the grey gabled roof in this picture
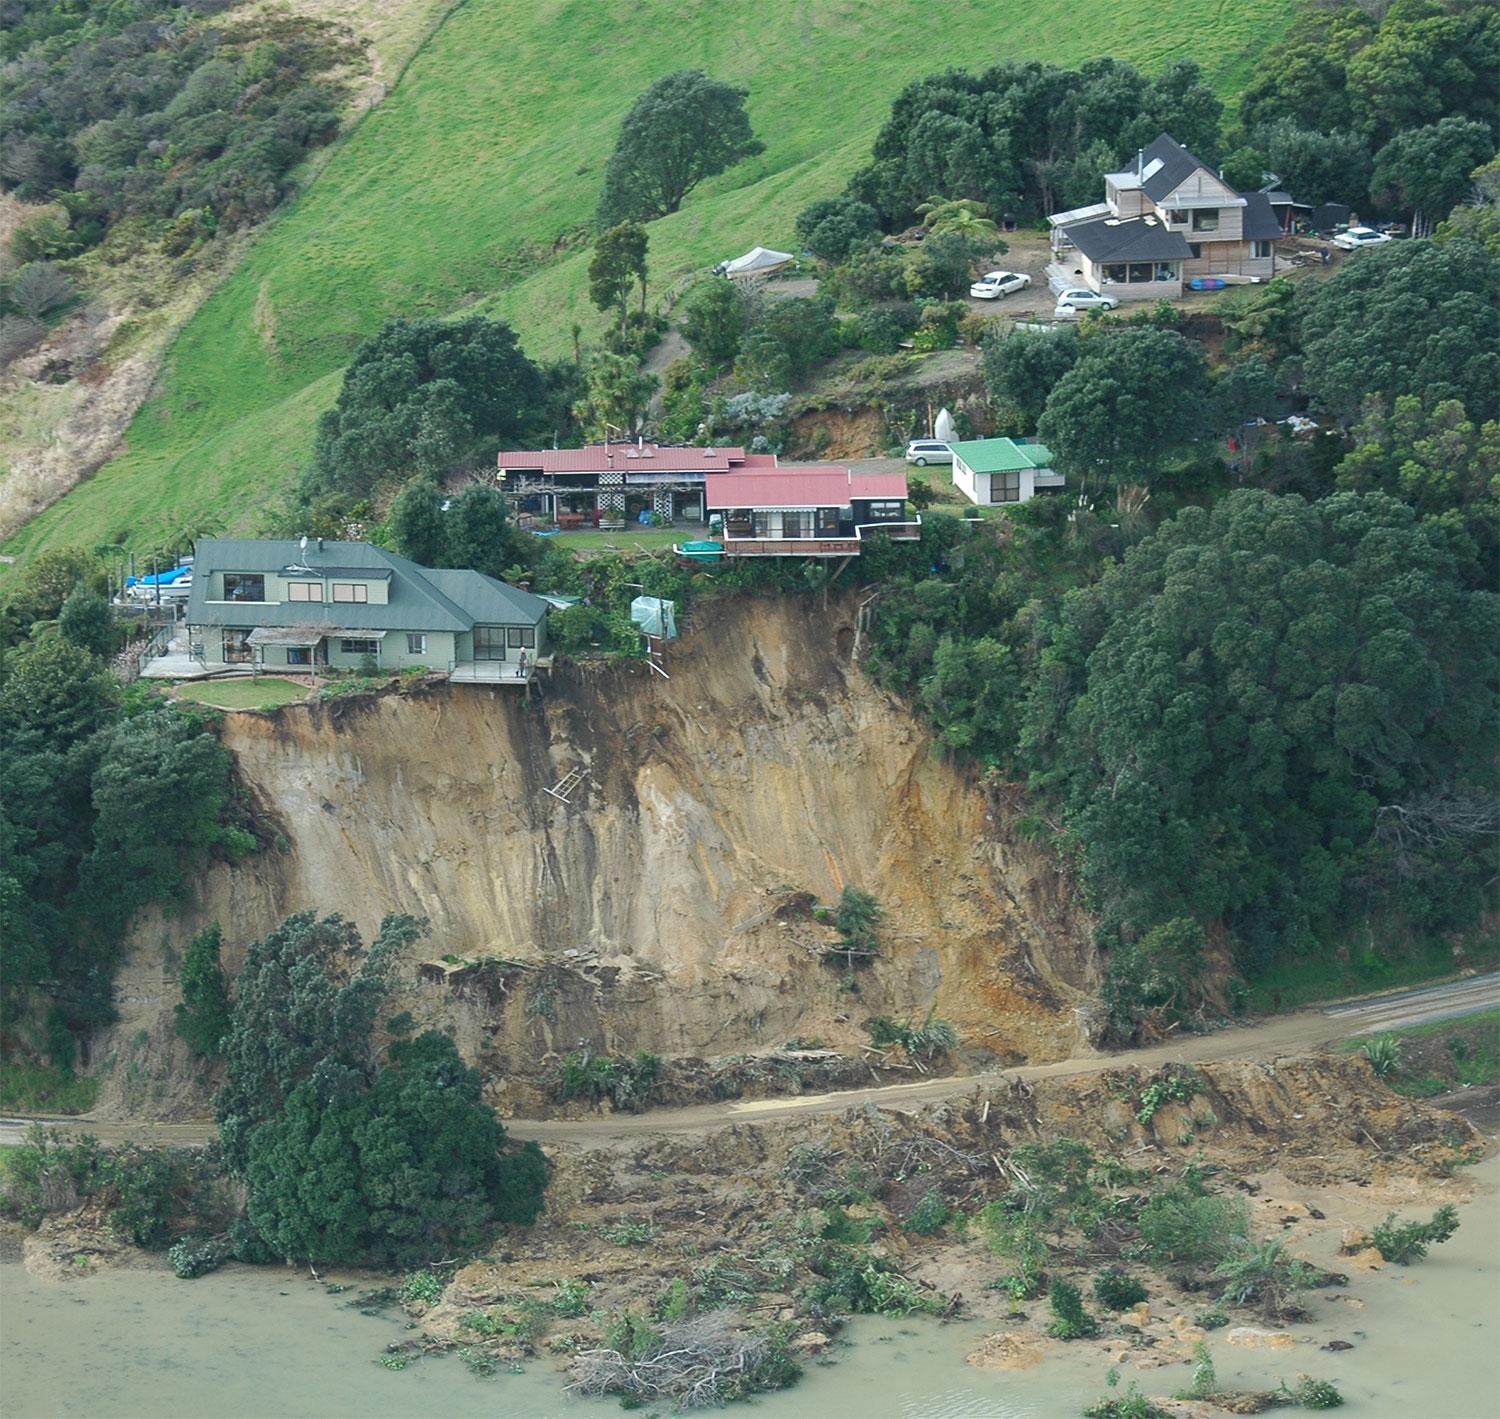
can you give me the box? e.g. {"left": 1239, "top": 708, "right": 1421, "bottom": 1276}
{"left": 1138, "top": 132, "right": 1211, "bottom": 202}
{"left": 1067, "top": 215, "right": 1194, "bottom": 263}
{"left": 186, "top": 538, "right": 546, "bottom": 632}
{"left": 1239, "top": 190, "right": 1284, "bottom": 241}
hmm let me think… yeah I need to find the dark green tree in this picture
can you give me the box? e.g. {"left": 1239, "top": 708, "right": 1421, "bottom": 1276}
{"left": 588, "top": 222, "right": 649, "bottom": 335}
{"left": 903, "top": 231, "right": 985, "bottom": 299}
{"left": 983, "top": 327, "right": 1081, "bottom": 426}
{"left": 795, "top": 196, "right": 880, "bottom": 262}
{"left": 1036, "top": 329, "right": 1209, "bottom": 494}
{"left": 307, "top": 318, "right": 543, "bottom": 497}
{"left": 58, "top": 583, "right": 114, "bottom": 659}
{"left": 442, "top": 483, "right": 514, "bottom": 580}
{"left": 0, "top": 633, "right": 118, "bottom": 752}
{"left": 175, "top": 923, "right": 232, "bottom": 1057}
{"left": 245, "top": 1031, "right": 546, "bottom": 1267}
{"left": 1297, "top": 239, "right": 1500, "bottom": 422}
{"left": 752, "top": 297, "right": 839, "bottom": 382}
{"left": 680, "top": 280, "right": 750, "bottom": 367}
{"left": 597, "top": 70, "right": 763, "bottom": 225}
{"left": 215, "top": 911, "right": 424, "bottom": 1173}
{"left": 1253, "top": 119, "right": 1373, "bottom": 208}
{"left": 387, "top": 477, "right": 447, "bottom": 567}
{"left": 1370, "top": 119, "right": 1496, "bottom": 231}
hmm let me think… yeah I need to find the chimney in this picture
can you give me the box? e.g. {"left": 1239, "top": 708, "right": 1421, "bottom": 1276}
{"left": 1137, "top": 148, "right": 1144, "bottom": 176}
{"left": 317, "top": 538, "right": 324, "bottom": 552}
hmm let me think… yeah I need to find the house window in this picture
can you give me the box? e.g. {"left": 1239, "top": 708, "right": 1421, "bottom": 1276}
{"left": 1191, "top": 209, "right": 1219, "bottom": 233}
{"left": 223, "top": 573, "right": 265, "bottom": 602}
{"left": 864, "top": 501, "right": 904, "bottom": 521}
{"left": 1155, "top": 262, "right": 1178, "bottom": 281}
{"left": 473, "top": 627, "right": 506, "bottom": 660}
{"left": 1102, "top": 263, "right": 1127, "bottom": 284}
{"left": 990, "top": 472, "right": 1022, "bottom": 503}
{"left": 223, "top": 629, "right": 252, "bottom": 663}
{"left": 506, "top": 627, "right": 536, "bottom": 649}
{"left": 1252, "top": 240, "right": 1273, "bottom": 259}
{"left": 287, "top": 581, "right": 322, "bottom": 602}
{"left": 781, "top": 511, "right": 813, "bottom": 538}
{"left": 287, "top": 647, "right": 312, "bottom": 666}
{"left": 1127, "top": 262, "right": 1156, "bottom": 283}
{"left": 1188, "top": 243, "right": 1202, "bottom": 259}
{"left": 332, "top": 582, "right": 368, "bottom": 603}
{"left": 340, "top": 638, "right": 378, "bottom": 656}
{"left": 406, "top": 633, "right": 427, "bottom": 655}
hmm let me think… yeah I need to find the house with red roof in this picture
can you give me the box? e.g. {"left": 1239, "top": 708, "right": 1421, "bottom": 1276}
{"left": 496, "top": 440, "right": 778, "bottom": 530}
{"left": 703, "top": 466, "right": 920, "bottom": 557}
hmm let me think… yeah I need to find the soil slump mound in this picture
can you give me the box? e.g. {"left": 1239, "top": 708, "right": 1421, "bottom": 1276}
{"left": 104, "top": 596, "right": 1094, "bottom": 1114}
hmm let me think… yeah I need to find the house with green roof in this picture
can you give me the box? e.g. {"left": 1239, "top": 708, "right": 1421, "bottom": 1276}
{"left": 948, "top": 438, "right": 1064, "bottom": 506}
{"left": 184, "top": 538, "right": 549, "bottom": 683}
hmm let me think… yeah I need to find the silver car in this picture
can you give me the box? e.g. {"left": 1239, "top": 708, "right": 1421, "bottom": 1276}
{"left": 1053, "top": 288, "right": 1120, "bottom": 317}
{"left": 905, "top": 439, "right": 953, "bottom": 467}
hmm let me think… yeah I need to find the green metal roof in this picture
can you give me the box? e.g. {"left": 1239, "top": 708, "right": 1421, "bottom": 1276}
{"left": 186, "top": 538, "right": 547, "bottom": 633}
{"left": 949, "top": 438, "right": 1054, "bottom": 474}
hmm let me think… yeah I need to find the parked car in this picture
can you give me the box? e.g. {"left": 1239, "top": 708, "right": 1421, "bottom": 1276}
{"left": 1331, "top": 226, "right": 1393, "bottom": 251}
{"left": 905, "top": 439, "right": 953, "bottom": 467}
{"left": 1053, "top": 288, "right": 1120, "bottom": 316}
{"left": 969, "top": 270, "right": 1031, "bottom": 300}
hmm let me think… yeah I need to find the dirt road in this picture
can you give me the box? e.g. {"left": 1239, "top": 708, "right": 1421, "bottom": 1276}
{"left": 3, "top": 974, "right": 1493, "bottom": 1151}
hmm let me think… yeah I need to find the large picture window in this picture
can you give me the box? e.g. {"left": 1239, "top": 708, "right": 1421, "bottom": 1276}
{"left": 223, "top": 629, "right": 252, "bottom": 663}
{"left": 223, "top": 574, "right": 265, "bottom": 602}
{"left": 506, "top": 627, "right": 536, "bottom": 649}
{"left": 332, "top": 583, "right": 368, "bottom": 603}
{"left": 287, "top": 581, "right": 322, "bottom": 602}
{"left": 474, "top": 627, "right": 506, "bottom": 660}
{"left": 1191, "top": 209, "right": 1219, "bottom": 233}
{"left": 340, "top": 638, "right": 378, "bottom": 656}
{"left": 989, "top": 471, "right": 1022, "bottom": 503}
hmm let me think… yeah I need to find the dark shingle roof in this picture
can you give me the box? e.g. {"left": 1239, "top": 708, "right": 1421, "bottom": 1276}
{"left": 1139, "top": 132, "right": 1209, "bottom": 202}
{"left": 1239, "top": 190, "right": 1284, "bottom": 242}
{"left": 1066, "top": 216, "right": 1194, "bottom": 263}
{"left": 186, "top": 538, "right": 547, "bottom": 632}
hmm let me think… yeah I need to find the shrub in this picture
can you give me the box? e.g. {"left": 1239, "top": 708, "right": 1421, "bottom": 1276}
{"left": 1135, "top": 1068, "right": 1207, "bottom": 1125}
{"left": 1047, "top": 1277, "right": 1099, "bottom": 1339}
{"left": 906, "top": 1187, "right": 951, "bottom": 1236}
{"left": 1093, "top": 1267, "right": 1148, "bottom": 1311}
{"left": 1084, "top": 1371, "right": 1171, "bottom": 1418}
{"left": 803, "top": 1244, "right": 943, "bottom": 1317}
{"left": 1211, "top": 1238, "right": 1320, "bottom": 1318}
{"left": 1195, "top": 1303, "right": 1229, "bottom": 1329}
{"left": 1370, "top": 1204, "right": 1459, "bottom": 1264}
{"left": 1361, "top": 1034, "right": 1403, "bottom": 1079}
{"left": 1287, "top": 1376, "right": 1344, "bottom": 1409}
{"left": 1178, "top": 1340, "right": 1216, "bottom": 1399}
{"left": 981, "top": 1204, "right": 1048, "bottom": 1299}
{"left": 865, "top": 1010, "right": 958, "bottom": 1061}
{"left": 7, "top": 262, "right": 74, "bottom": 320}
{"left": 399, "top": 1271, "right": 444, "bottom": 1305}
{"left": 168, "top": 1234, "right": 231, "bottom": 1279}
{"left": 854, "top": 301, "right": 920, "bottom": 353}
{"left": 1135, "top": 1185, "right": 1248, "bottom": 1267}
{"left": 175, "top": 923, "right": 232, "bottom": 1057}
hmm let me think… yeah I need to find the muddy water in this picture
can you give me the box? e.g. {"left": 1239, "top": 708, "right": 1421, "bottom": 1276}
{"left": 3, "top": 1159, "right": 1498, "bottom": 1419}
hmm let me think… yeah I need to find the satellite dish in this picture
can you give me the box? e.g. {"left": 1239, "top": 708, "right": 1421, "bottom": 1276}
{"left": 934, "top": 407, "right": 956, "bottom": 443}
{"left": 299, "top": 535, "right": 308, "bottom": 558}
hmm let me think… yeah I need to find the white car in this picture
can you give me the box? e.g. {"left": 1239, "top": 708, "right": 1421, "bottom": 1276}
{"left": 1331, "top": 226, "right": 1393, "bottom": 251}
{"left": 969, "top": 270, "right": 1031, "bottom": 300}
{"left": 905, "top": 439, "right": 953, "bottom": 467}
{"left": 1053, "top": 288, "right": 1120, "bottom": 317}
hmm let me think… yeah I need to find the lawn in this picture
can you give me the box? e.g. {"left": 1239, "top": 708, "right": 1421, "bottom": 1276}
{"left": 171, "top": 677, "right": 310, "bottom": 710}
{"left": 1, "top": 0, "right": 1300, "bottom": 570}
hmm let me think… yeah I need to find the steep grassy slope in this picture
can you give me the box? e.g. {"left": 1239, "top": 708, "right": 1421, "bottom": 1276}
{"left": 5, "top": 0, "right": 1297, "bottom": 563}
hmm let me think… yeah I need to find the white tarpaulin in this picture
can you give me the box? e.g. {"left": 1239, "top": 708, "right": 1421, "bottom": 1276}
{"left": 721, "top": 246, "right": 794, "bottom": 279}
{"left": 631, "top": 596, "right": 677, "bottom": 640}
{"left": 933, "top": 408, "right": 956, "bottom": 443}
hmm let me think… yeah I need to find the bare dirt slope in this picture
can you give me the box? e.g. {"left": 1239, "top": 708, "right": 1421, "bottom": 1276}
{"left": 99, "top": 595, "right": 1096, "bottom": 1117}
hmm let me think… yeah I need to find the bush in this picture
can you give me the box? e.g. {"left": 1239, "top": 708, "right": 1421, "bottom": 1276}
{"left": 1093, "top": 1267, "right": 1148, "bottom": 1311}
{"left": 1134, "top": 1185, "right": 1248, "bottom": 1267}
{"left": 6, "top": 262, "right": 73, "bottom": 320}
{"left": 803, "top": 1244, "right": 943, "bottom": 1317}
{"left": 981, "top": 1205, "right": 1048, "bottom": 1299}
{"left": 1287, "top": 1376, "right": 1344, "bottom": 1409}
{"left": 1047, "top": 1277, "right": 1099, "bottom": 1339}
{"left": 905, "top": 1187, "right": 951, "bottom": 1236}
{"left": 866, "top": 1011, "right": 958, "bottom": 1061}
{"left": 168, "top": 1233, "right": 231, "bottom": 1279}
{"left": 175, "top": 923, "right": 232, "bottom": 1057}
{"left": 854, "top": 301, "right": 920, "bottom": 353}
{"left": 1085, "top": 1372, "right": 1171, "bottom": 1418}
{"left": 1361, "top": 1034, "right": 1403, "bottom": 1079}
{"left": 1211, "top": 1238, "right": 1320, "bottom": 1318}
{"left": 399, "top": 1270, "right": 444, "bottom": 1305}
{"left": 1370, "top": 1204, "right": 1459, "bottom": 1264}
{"left": 834, "top": 885, "right": 883, "bottom": 957}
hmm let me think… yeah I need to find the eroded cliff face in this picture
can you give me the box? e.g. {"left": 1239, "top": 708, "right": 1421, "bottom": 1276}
{"left": 100, "top": 596, "right": 1096, "bottom": 1116}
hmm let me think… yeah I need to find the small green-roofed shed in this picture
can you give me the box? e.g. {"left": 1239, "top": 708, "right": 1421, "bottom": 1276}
{"left": 947, "top": 438, "right": 1054, "bottom": 472}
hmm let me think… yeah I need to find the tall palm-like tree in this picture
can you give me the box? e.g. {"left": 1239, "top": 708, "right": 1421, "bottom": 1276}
{"left": 915, "top": 197, "right": 1000, "bottom": 240}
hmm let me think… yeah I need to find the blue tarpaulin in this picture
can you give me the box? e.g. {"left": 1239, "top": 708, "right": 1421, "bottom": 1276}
{"left": 126, "top": 565, "right": 191, "bottom": 587}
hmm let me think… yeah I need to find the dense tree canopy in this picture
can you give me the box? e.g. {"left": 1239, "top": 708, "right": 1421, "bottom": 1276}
{"left": 794, "top": 196, "right": 880, "bottom": 262}
{"left": 1297, "top": 239, "right": 1500, "bottom": 423}
{"left": 846, "top": 58, "right": 1222, "bottom": 224}
{"left": 597, "top": 70, "right": 763, "bottom": 225}
{"left": 1371, "top": 118, "right": 1496, "bottom": 229}
{"left": 1021, "top": 490, "right": 1497, "bottom": 966}
{"left": 588, "top": 222, "right": 649, "bottom": 334}
{"left": 1036, "top": 329, "right": 1210, "bottom": 493}
{"left": 983, "top": 327, "right": 1080, "bottom": 427}
{"left": 306, "top": 317, "right": 543, "bottom": 497}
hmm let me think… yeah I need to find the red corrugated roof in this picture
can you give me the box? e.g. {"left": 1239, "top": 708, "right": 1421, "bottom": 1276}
{"left": 705, "top": 467, "right": 907, "bottom": 508}
{"left": 497, "top": 443, "right": 749, "bottom": 473}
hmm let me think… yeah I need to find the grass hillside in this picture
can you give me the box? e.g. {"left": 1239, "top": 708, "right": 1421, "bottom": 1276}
{"left": 5, "top": 0, "right": 1298, "bottom": 564}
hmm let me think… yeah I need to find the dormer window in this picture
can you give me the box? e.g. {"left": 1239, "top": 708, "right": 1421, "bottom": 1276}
{"left": 332, "top": 582, "right": 368, "bottom": 603}
{"left": 1191, "top": 209, "right": 1220, "bottom": 233}
{"left": 288, "top": 582, "right": 322, "bottom": 602}
{"left": 224, "top": 573, "right": 265, "bottom": 602}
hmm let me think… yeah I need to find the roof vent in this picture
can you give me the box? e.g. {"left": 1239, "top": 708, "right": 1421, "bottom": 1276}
{"left": 1104, "top": 218, "right": 1121, "bottom": 226}
{"left": 704, "top": 448, "right": 717, "bottom": 457}
{"left": 626, "top": 448, "right": 640, "bottom": 458}
{"left": 640, "top": 447, "right": 654, "bottom": 458}
{"left": 1144, "top": 216, "right": 1157, "bottom": 226}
